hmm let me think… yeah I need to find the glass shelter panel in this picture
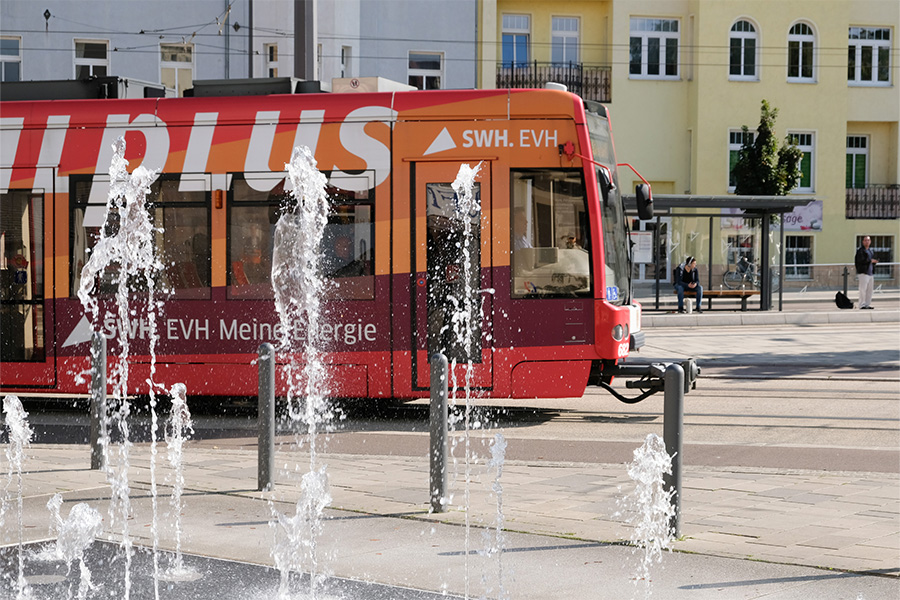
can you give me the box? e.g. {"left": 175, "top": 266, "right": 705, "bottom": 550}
{"left": 667, "top": 215, "right": 710, "bottom": 284}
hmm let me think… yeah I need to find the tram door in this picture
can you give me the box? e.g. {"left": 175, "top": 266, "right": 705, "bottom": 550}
{"left": 0, "top": 185, "right": 54, "bottom": 386}
{"left": 412, "top": 162, "right": 493, "bottom": 391}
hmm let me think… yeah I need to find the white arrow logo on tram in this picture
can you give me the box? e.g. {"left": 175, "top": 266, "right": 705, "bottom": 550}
{"left": 62, "top": 315, "right": 93, "bottom": 348}
{"left": 424, "top": 127, "right": 456, "bottom": 156}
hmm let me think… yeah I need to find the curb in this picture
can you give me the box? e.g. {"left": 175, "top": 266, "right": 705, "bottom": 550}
{"left": 642, "top": 309, "right": 900, "bottom": 328}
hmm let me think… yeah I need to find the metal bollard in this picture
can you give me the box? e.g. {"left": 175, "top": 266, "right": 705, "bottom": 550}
{"left": 842, "top": 266, "right": 849, "bottom": 296}
{"left": 663, "top": 362, "right": 684, "bottom": 538}
{"left": 258, "top": 343, "right": 276, "bottom": 492}
{"left": 89, "top": 332, "right": 106, "bottom": 470}
{"left": 429, "top": 353, "right": 449, "bottom": 513}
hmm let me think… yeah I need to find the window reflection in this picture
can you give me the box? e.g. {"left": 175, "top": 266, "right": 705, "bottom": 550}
{"left": 228, "top": 175, "right": 375, "bottom": 300}
{"left": 70, "top": 175, "right": 209, "bottom": 299}
{"left": 510, "top": 170, "right": 591, "bottom": 298}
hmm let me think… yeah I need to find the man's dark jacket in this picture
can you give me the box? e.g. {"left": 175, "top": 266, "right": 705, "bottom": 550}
{"left": 855, "top": 246, "right": 875, "bottom": 275}
{"left": 674, "top": 264, "right": 699, "bottom": 287}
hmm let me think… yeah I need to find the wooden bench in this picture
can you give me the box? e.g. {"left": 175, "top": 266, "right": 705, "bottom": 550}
{"left": 675, "top": 288, "right": 760, "bottom": 311}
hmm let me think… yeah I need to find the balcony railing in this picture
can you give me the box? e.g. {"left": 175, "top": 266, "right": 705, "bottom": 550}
{"left": 496, "top": 62, "right": 611, "bottom": 103}
{"left": 846, "top": 184, "right": 899, "bottom": 219}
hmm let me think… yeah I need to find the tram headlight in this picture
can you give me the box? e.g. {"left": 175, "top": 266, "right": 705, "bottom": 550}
{"left": 612, "top": 324, "right": 629, "bottom": 341}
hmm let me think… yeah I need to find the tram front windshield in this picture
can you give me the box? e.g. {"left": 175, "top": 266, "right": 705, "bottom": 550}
{"left": 585, "top": 105, "right": 630, "bottom": 306}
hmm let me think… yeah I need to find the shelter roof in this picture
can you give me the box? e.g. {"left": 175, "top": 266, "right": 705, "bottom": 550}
{"left": 625, "top": 194, "right": 813, "bottom": 215}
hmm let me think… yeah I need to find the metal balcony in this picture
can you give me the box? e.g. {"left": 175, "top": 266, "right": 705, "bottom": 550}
{"left": 496, "top": 62, "right": 611, "bottom": 103}
{"left": 846, "top": 184, "right": 899, "bottom": 219}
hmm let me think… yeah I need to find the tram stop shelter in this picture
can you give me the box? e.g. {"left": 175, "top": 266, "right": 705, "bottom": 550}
{"left": 625, "top": 194, "right": 814, "bottom": 312}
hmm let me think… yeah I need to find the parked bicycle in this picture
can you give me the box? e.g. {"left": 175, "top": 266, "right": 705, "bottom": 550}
{"left": 723, "top": 256, "right": 781, "bottom": 292}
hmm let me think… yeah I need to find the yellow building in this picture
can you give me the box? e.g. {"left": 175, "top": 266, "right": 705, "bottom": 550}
{"left": 479, "top": 0, "right": 898, "bottom": 289}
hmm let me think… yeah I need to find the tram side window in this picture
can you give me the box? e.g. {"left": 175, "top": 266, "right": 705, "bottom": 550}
{"left": 1, "top": 191, "right": 45, "bottom": 362}
{"left": 510, "top": 170, "right": 591, "bottom": 298}
{"left": 228, "top": 175, "right": 375, "bottom": 300}
{"left": 70, "top": 176, "right": 210, "bottom": 299}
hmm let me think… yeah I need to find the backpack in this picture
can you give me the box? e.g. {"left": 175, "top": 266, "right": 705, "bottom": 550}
{"left": 834, "top": 291, "right": 854, "bottom": 309}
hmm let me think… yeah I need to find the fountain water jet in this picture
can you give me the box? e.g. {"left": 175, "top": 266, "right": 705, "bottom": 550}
{"left": 44, "top": 493, "right": 103, "bottom": 600}
{"left": 479, "top": 432, "right": 508, "bottom": 600}
{"left": 76, "top": 137, "right": 165, "bottom": 599}
{"left": 2, "top": 395, "right": 34, "bottom": 599}
{"left": 617, "top": 433, "right": 676, "bottom": 599}
{"left": 160, "top": 383, "right": 198, "bottom": 581}
{"left": 443, "top": 162, "right": 496, "bottom": 600}
{"left": 269, "top": 145, "right": 334, "bottom": 600}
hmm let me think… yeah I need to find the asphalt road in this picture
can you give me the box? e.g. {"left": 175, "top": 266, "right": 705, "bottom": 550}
{"left": 8, "top": 322, "right": 899, "bottom": 473}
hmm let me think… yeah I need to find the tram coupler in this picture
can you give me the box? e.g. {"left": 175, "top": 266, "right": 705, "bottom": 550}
{"left": 589, "top": 358, "right": 700, "bottom": 404}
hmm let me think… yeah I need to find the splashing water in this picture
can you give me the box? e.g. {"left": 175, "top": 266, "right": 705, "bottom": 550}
{"left": 77, "top": 137, "right": 163, "bottom": 600}
{"left": 160, "top": 383, "right": 197, "bottom": 581}
{"left": 617, "top": 433, "right": 676, "bottom": 599}
{"left": 2, "top": 395, "right": 33, "bottom": 599}
{"left": 479, "top": 432, "right": 508, "bottom": 600}
{"left": 44, "top": 493, "right": 103, "bottom": 600}
{"left": 269, "top": 146, "right": 334, "bottom": 600}
{"left": 448, "top": 163, "right": 481, "bottom": 598}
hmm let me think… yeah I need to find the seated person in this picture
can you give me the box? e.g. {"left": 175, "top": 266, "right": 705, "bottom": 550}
{"left": 674, "top": 255, "right": 703, "bottom": 313}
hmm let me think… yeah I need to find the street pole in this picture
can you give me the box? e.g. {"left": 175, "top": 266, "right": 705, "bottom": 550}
{"left": 258, "top": 342, "right": 275, "bottom": 491}
{"left": 430, "top": 353, "right": 449, "bottom": 513}
{"left": 663, "top": 362, "right": 684, "bottom": 537}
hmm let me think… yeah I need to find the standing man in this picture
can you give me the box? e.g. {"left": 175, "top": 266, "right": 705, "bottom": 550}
{"left": 674, "top": 256, "right": 703, "bottom": 314}
{"left": 855, "top": 236, "right": 879, "bottom": 309}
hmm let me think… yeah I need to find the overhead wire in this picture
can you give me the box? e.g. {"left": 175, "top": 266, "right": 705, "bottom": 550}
{"left": 5, "top": 10, "right": 897, "bottom": 71}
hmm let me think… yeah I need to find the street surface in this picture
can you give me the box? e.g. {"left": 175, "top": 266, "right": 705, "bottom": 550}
{"left": 13, "top": 322, "right": 898, "bottom": 474}
{"left": 4, "top": 321, "right": 899, "bottom": 598}
{"left": 209, "top": 322, "right": 897, "bottom": 475}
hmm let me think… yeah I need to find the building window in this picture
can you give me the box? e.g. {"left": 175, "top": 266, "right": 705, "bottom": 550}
{"left": 856, "top": 235, "right": 894, "bottom": 279}
{"left": 408, "top": 52, "right": 442, "bottom": 90}
{"left": 785, "top": 235, "right": 812, "bottom": 280}
{"left": 341, "top": 46, "right": 351, "bottom": 78}
{"left": 846, "top": 136, "right": 868, "bottom": 189}
{"left": 630, "top": 18, "right": 679, "bottom": 79}
{"left": 161, "top": 44, "right": 193, "bottom": 97}
{"left": 787, "top": 22, "right": 815, "bottom": 82}
{"left": 848, "top": 27, "right": 891, "bottom": 85}
{"left": 75, "top": 40, "right": 108, "bottom": 78}
{"left": 502, "top": 14, "right": 530, "bottom": 67}
{"left": 265, "top": 44, "right": 278, "bottom": 78}
{"left": 788, "top": 132, "right": 814, "bottom": 192}
{"left": 728, "top": 129, "right": 755, "bottom": 190}
{"left": 552, "top": 17, "right": 579, "bottom": 65}
{"left": 1, "top": 37, "right": 21, "bottom": 82}
{"left": 729, "top": 20, "right": 758, "bottom": 80}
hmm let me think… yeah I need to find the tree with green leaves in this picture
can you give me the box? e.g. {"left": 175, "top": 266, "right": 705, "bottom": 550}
{"left": 731, "top": 100, "right": 803, "bottom": 196}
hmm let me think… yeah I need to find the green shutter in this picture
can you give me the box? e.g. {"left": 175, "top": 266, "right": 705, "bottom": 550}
{"left": 854, "top": 154, "right": 866, "bottom": 188}
{"left": 800, "top": 153, "right": 811, "bottom": 188}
